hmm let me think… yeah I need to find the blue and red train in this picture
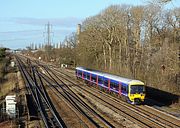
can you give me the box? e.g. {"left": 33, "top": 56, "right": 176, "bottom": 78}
{"left": 75, "top": 67, "right": 146, "bottom": 104}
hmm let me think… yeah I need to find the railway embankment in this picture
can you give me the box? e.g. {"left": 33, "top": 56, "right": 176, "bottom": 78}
{"left": 0, "top": 56, "right": 28, "bottom": 127}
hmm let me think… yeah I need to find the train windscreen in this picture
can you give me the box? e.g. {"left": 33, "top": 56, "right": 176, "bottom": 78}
{"left": 130, "top": 85, "right": 145, "bottom": 94}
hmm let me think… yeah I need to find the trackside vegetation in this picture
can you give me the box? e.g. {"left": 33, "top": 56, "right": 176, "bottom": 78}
{"left": 0, "top": 48, "right": 9, "bottom": 82}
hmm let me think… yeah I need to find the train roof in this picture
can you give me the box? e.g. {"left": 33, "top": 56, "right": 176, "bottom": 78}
{"left": 76, "top": 67, "right": 104, "bottom": 76}
{"left": 76, "top": 67, "right": 144, "bottom": 85}
{"left": 103, "top": 72, "right": 132, "bottom": 83}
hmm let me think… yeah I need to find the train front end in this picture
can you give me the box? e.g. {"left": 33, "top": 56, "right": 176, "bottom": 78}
{"left": 128, "top": 80, "right": 146, "bottom": 104}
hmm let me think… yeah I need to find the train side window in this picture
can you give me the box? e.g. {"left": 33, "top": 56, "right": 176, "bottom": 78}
{"left": 98, "top": 76, "right": 103, "bottom": 84}
{"left": 104, "top": 79, "right": 108, "bottom": 87}
{"left": 110, "top": 81, "right": 118, "bottom": 91}
{"left": 121, "top": 85, "right": 124, "bottom": 91}
{"left": 84, "top": 72, "right": 87, "bottom": 79}
{"left": 78, "top": 71, "right": 82, "bottom": 76}
{"left": 87, "top": 73, "right": 90, "bottom": 80}
{"left": 121, "top": 85, "right": 127, "bottom": 93}
{"left": 91, "top": 74, "right": 96, "bottom": 82}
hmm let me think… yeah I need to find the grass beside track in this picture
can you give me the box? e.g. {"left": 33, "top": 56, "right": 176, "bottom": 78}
{"left": 0, "top": 73, "right": 17, "bottom": 98}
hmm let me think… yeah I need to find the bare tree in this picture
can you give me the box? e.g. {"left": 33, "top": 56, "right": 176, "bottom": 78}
{"left": 75, "top": 4, "right": 179, "bottom": 94}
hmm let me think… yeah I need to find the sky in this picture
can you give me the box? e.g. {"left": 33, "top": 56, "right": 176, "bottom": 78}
{"left": 0, "top": 0, "right": 179, "bottom": 49}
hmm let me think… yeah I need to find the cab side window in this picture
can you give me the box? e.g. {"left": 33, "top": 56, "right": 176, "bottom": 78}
{"left": 121, "top": 85, "right": 128, "bottom": 93}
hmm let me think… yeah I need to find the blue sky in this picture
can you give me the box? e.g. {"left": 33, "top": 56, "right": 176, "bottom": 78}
{"left": 0, "top": 0, "right": 179, "bottom": 49}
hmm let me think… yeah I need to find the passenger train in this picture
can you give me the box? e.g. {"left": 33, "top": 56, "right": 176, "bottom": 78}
{"left": 75, "top": 67, "right": 146, "bottom": 104}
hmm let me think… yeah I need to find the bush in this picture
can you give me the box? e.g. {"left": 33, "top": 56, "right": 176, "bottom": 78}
{"left": 0, "top": 48, "right": 8, "bottom": 82}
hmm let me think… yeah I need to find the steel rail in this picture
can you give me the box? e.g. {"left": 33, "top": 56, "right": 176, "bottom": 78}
{"left": 41, "top": 65, "right": 114, "bottom": 128}
{"left": 15, "top": 56, "right": 66, "bottom": 128}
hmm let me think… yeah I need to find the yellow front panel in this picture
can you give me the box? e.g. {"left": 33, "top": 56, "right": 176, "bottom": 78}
{"left": 129, "top": 94, "right": 145, "bottom": 102}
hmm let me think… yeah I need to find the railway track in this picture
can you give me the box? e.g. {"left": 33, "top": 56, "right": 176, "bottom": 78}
{"left": 17, "top": 55, "right": 116, "bottom": 127}
{"left": 48, "top": 65, "right": 180, "bottom": 128}
{"left": 15, "top": 56, "right": 67, "bottom": 128}
{"left": 38, "top": 64, "right": 116, "bottom": 128}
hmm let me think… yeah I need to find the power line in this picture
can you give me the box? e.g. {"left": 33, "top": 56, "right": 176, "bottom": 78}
{"left": 0, "top": 36, "right": 42, "bottom": 42}
{"left": 43, "top": 22, "right": 53, "bottom": 46}
{"left": 0, "top": 30, "right": 42, "bottom": 34}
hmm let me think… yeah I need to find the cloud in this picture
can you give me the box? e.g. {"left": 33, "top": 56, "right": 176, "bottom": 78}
{"left": 0, "top": 17, "right": 83, "bottom": 49}
{"left": 13, "top": 17, "right": 83, "bottom": 28}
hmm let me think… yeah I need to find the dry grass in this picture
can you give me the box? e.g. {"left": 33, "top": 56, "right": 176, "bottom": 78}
{"left": 0, "top": 73, "right": 17, "bottom": 98}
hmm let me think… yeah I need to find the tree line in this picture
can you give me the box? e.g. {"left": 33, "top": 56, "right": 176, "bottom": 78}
{"left": 68, "top": 4, "right": 179, "bottom": 94}
{"left": 31, "top": 3, "right": 179, "bottom": 95}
